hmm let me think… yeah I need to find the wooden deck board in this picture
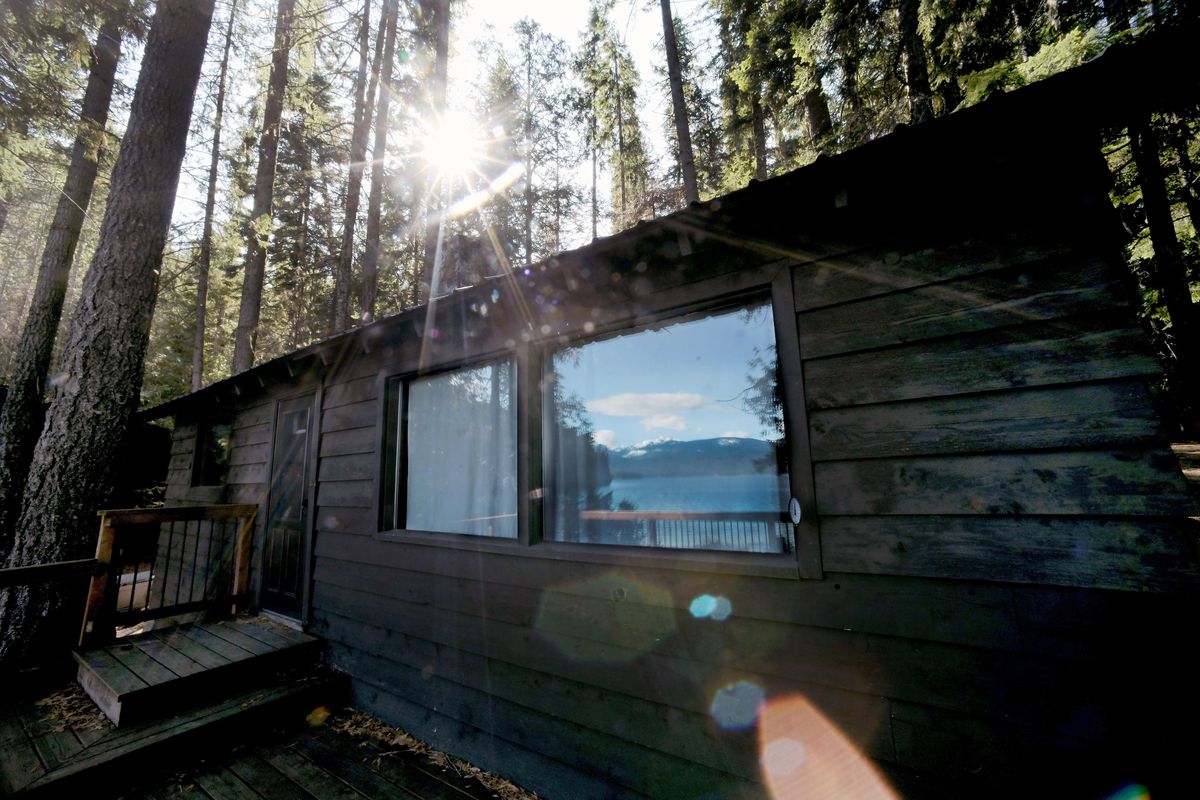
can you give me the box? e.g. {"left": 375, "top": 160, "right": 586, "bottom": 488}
{"left": 201, "top": 621, "right": 279, "bottom": 656}
{"left": 133, "top": 636, "right": 209, "bottom": 677}
{"left": 151, "top": 627, "right": 232, "bottom": 669}
{"left": 0, "top": 710, "right": 46, "bottom": 794}
{"left": 227, "top": 752, "right": 311, "bottom": 800}
{"left": 179, "top": 625, "right": 258, "bottom": 662}
{"left": 107, "top": 641, "right": 181, "bottom": 686}
{"left": 192, "top": 764, "right": 264, "bottom": 799}
{"left": 259, "top": 744, "right": 367, "bottom": 800}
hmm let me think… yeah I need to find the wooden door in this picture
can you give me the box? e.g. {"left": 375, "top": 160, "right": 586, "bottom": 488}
{"left": 261, "top": 394, "right": 314, "bottom": 618}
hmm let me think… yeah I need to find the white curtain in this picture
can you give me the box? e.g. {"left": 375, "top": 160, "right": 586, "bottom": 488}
{"left": 406, "top": 359, "right": 517, "bottom": 537}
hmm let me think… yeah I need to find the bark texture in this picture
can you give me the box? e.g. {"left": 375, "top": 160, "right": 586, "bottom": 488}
{"left": 899, "top": 0, "right": 934, "bottom": 125}
{"left": 332, "top": 0, "right": 373, "bottom": 333}
{"left": 193, "top": 0, "right": 238, "bottom": 390}
{"left": 231, "top": 0, "right": 297, "bottom": 373}
{"left": 418, "top": 0, "right": 450, "bottom": 303}
{"left": 0, "top": 0, "right": 215, "bottom": 663}
{"left": 0, "top": 17, "right": 122, "bottom": 558}
{"left": 359, "top": 0, "right": 399, "bottom": 323}
{"left": 660, "top": 0, "right": 698, "bottom": 204}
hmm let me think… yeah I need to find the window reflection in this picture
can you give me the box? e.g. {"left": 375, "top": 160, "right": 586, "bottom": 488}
{"left": 545, "top": 301, "right": 793, "bottom": 554}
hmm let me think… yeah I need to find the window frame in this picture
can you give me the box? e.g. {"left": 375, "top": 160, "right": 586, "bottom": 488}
{"left": 374, "top": 263, "right": 822, "bottom": 580}
{"left": 191, "top": 417, "right": 234, "bottom": 487}
{"left": 377, "top": 353, "right": 522, "bottom": 543}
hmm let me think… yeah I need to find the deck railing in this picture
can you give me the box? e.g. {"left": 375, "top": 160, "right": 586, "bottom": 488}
{"left": 578, "top": 510, "right": 793, "bottom": 553}
{"left": 79, "top": 504, "right": 257, "bottom": 648}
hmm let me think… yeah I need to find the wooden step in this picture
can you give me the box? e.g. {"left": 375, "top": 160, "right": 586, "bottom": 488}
{"left": 73, "top": 616, "right": 321, "bottom": 727}
{"left": 3, "top": 664, "right": 345, "bottom": 798}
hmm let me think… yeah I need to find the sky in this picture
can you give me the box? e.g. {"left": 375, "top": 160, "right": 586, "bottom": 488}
{"left": 553, "top": 302, "right": 779, "bottom": 450}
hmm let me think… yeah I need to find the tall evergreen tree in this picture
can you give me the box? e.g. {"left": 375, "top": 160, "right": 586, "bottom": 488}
{"left": 0, "top": 0, "right": 216, "bottom": 662}
{"left": 231, "top": 0, "right": 297, "bottom": 373}
{"left": 0, "top": 12, "right": 125, "bottom": 557}
{"left": 659, "top": 0, "right": 698, "bottom": 204}
{"left": 193, "top": 0, "right": 239, "bottom": 391}
{"left": 360, "top": 0, "right": 399, "bottom": 323}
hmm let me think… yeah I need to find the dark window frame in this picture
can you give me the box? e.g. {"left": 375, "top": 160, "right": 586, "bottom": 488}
{"left": 378, "top": 355, "right": 520, "bottom": 540}
{"left": 192, "top": 418, "right": 234, "bottom": 487}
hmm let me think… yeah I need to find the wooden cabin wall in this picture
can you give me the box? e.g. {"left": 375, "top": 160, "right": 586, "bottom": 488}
{"left": 304, "top": 200, "right": 1199, "bottom": 797}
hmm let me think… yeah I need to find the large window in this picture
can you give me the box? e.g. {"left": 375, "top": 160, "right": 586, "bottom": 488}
{"left": 544, "top": 301, "right": 793, "bottom": 554}
{"left": 382, "top": 358, "right": 517, "bottom": 538}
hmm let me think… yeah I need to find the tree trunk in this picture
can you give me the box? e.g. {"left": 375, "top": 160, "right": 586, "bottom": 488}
{"left": 800, "top": 82, "right": 833, "bottom": 154}
{"left": 332, "top": 0, "right": 373, "bottom": 333}
{"left": 1167, "top": 116, "right": 1200, "bottom": 234}
{"left": 750, "top": 93, "right": 768, "bottom": 180}
{"left": 419, "top": 0, "right": 450, "bottom": 303}
{"left": 590, "top": 112, "right": 598, "bottom": 239}
{"left": 660, "top": 0, "right": 697, "bottom": 204}
{"left": 899, "top": 0, "right": 934, "bottom": 125}
{"left": 0, "top": 196, "right": 8, "bottom": 242}
{"left": 0, "top": 0, "right": 215, "bottom": 663}
{"left": 193, "top": 0, "right": 238, "bottom": 391}
{"left": 614, "top": 55, "right": 627, "bottom": 226}
{"left": 0, "top": 16, "right": 122, "bottom": 559}
{"left": 359, "top": 0, "right": 398, "bottom": 323}
{"left": 1130, "top": 117, "right": 1200, "bottom": 433}
{"left": 231, "top": 0, "right": 297, "bottom": 373}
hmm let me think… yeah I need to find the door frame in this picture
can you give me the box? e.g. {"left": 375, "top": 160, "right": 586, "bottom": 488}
{"left": 257, "top": 385, "right": 322, "bottom": 624}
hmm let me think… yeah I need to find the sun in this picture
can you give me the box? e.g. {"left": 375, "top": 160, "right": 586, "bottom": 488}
{"left": 419, "top": 108, "right": 485, "bottom": 181}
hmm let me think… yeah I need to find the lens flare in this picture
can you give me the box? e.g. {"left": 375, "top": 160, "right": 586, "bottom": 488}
{"left": 758, "top": 695, "right": 897, "bottom": 799}
{"left": 419, "top": 108, "right": 484, "bottom": 180}
{"left": 710, "top": 680, "right": 766, "bottom": 730}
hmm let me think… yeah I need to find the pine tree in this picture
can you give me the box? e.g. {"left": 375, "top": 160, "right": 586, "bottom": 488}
{"left": 0, "top": 0, "right": 216, "bottom": 662}
{"left": 0, "top": 12, "right": 125, "bottom": 558}
{"left": 193, "top": 0, "right": 239, "bottom": 391}
{"left": 659, "top": 0, "right": 698, "bottom": 204}
{"left": 231, "top": 0, "right": 298, "bottom": 373}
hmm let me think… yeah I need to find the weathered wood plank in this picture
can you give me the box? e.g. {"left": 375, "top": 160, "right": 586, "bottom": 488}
{"left": 319, "top": 427, "right": 377, "bottom": 458}
{"left": 229, "top": 443, "right": 270, "bottom": 466}
{"left": 132, "top": 636, "right": 208, "bottom": 677}
{"left": 75, "top": 647, "right": 150, "bottom": 696}
{"left": 232, "top": 402, "right": 274, "bottom": 429}
{"left": 315, "top": 506, "right": 376, "bottom": 534}
{"left": 0, "top": 711, "right": 47, "bottom": 794}
{"left": 190, "top": 764, "right": 263, "bottom": 799}
{"left": 230, "top": 422, "right": 271, "bottom": 448}
{"left": 321, "top": 400, "right": 376, "bottom": 433}
{"left": 317, "top": 453, "right": 376, "bottom": 483}
{"left": 808, "top": 381, "right": 1164, "bottom": 461}
{"left": 346, "top": 681, "right": 633, "bottom": 800}
{"left": 150, "top": 627, "right": 232, "bottom": 669}
{"left": 323, "top": 612, "right": 892, "bottom": 776}
{"left": 288, "top": 736, "right": 423, "bottom": 800}
{"left": 200, "top": 620, "right": 277, "bottom": 656}
{"left": 815, "top": 449, "right": 1194, "bottom": 517}
{"left": 792, "top": 236, "right": 1071, "bottom": 312}
{"left": 311, "top": 578, "right": 1098, "bottom": 729}
{"left": 226, "top": 462, "right": 268, "bottom": 486}
{"left": 311, "top": 529, "right": 1025, "bottom": 653}
{"left": 180, "top": 626, "right": 257, "bottom": 662}
{"left": 803, "top": 318, "right": 1159, "bottom": 409}
{"left": 227, "top": 753, "right": 310, "bottom": 800}
{"left": 322, "top": 375, "right": 379, "bottom": 410}
{"left": 258, "top": 744, "right": 367, "bottom": 800}
{"left": 105, "top": 641, "right": 180, "bottom": 686}
{"left": 821, "top": 515, "right": 1200, "bottom": 592}
{"left": 797, "top": 256, "right": 1129, "bottom": 358}
{"left": 337, "top": 653, "right": 758, "bottom": 799}
{"left": 316, "top": 480, "right": 374, "bottom": 510}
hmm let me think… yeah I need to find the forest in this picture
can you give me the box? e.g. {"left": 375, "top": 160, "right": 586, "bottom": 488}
{"left": 0, "top": 0, "right": 1195, "bottom": 413}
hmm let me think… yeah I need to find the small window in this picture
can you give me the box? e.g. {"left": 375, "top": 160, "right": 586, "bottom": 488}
{"left": 544, "top": 301, "right": 793, "bottom": 554}
{"left": 193, "top": 420, "right": 233, "bottom": 486}
{"left": 382, "top": 358, "right": 518, "bottom": 537}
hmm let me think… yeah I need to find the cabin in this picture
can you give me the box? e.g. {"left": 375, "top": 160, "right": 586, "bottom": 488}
{"left": 7, "top": 34, "right": 1195, "bottom": 800}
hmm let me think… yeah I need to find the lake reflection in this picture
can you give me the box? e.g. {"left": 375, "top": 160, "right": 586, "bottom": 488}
{"left": 544, "top": 301, "right": 793, "bottom": 554}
